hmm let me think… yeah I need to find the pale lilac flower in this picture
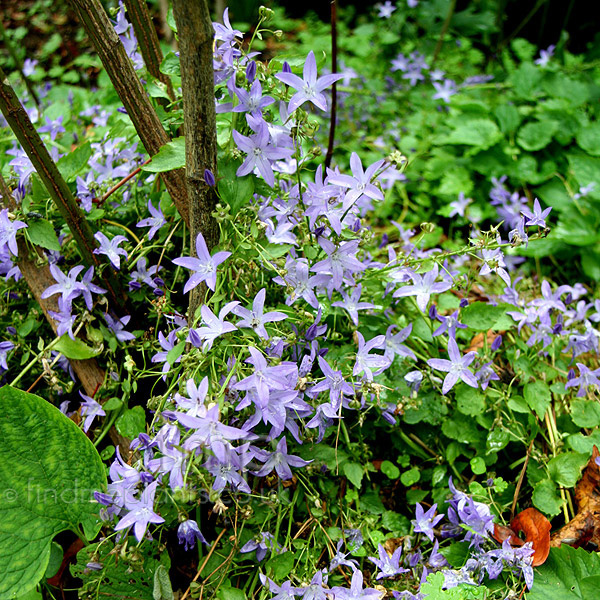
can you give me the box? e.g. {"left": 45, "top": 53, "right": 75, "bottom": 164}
{"left": 383, "top": 324, "right": 416, "bottom": 362}
{"left": 412, "top": 503, "right": 444, "bottom": 542}
{"left": 534, "top": 44, "right": 555, "bottom": 67}
{"left": 0, "top": 341, "right": 14, "bottom": 371}
{"left": 41, "top": 264, "right": 85, "bottom": 307}
{"left": 114, "top": 480, "right": 164, "bottom": 542}
{"left": 393, "top": 263, "right": 452, "bottom": 312}
{"left": 232, "top": 115, "right": 293, "bottom": 187}
{"left": 93, "top": 232, "right": 128, "bottom": 270}
{"left": 565, "top": 363, "right": 600, "bottom": 397}
{"left": 252, "top": 436, "right": 311, "bottom": 480}
{"left": 232, "top": 288, "right": 287, "bottom": 339}
{"left": 0, "top": 209, "right": 27, "bottom": 257}
{"left": 427, "top": 336, "right": 478, "bottom": 394}
{"left": 240, "top": 532, "right": 282, "bottom": 561}
{"left": 376, "top": 1, "right": 396, "bottom": 18}
{"left": 193, "top": 301, "right": 239, "bottom": 351}
{"left": 353, "top": 332, "right": 391, "bottom": 381}
{"left": 521, "top": 199, "right": 552, "bottom": 228}
{"left": 172, "top": 232, "right": 231, "bottom": 293}
{"left": 330, "top": 569, "right": 382, "bottom": 599}
{"left": 136, "top": 199, "right": 166, "bottom": 240}
{"left": 432, "top": 79, "right": 457, "bottom": 103}
{"left": 105, "top": 313, "right": 135, "bottom": 342}
{"left": 327, "top": 152, "right": 385, "bottom": 208}
{"left": 368, "top": 543, "right": 407, "bottom": 579}
{"left": 448, "top": 192, "right": 471, "bottom": 217}
{"left": 275, "top": 50, "right": 343, "bottom": 113}
{"left": 213, "top": 8, "right": 243, "bottom": 44}
{"left": 332, "top": 284, "right": 375, "bottom": 326}
{"left": 79, "top": 392, "right": 106, "bottom": 433}
{"left": 311, "top": 238, "right": 366, "bottom": 291}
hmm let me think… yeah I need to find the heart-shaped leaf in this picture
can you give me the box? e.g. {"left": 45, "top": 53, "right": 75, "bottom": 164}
{"left": 0, "top": 386, "right": 106, "bottom": 599}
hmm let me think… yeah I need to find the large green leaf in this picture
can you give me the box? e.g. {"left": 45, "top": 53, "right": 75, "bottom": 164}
{"left": 218, "top": 159, "right": 255, "bottom": 213}
{"left": 527, "top": 546, "right": 600, "bottom": 599}
{"left": 142, "top": 137, "right": 185, "bottom": 173}
{"left": 0, "top": 386, "right": 106, "bottom": 599}
{"left": 517, "top": 120, "right": 558, "bottom": 151}
{"left": 439, "top": 119, "right": 502, "bottom": 150}
{"left": 460, "top": 301, "right": 514, "bottom": 331}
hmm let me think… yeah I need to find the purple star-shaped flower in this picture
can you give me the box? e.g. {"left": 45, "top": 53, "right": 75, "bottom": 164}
{"left": 232, "top": 288, "right": 287, "bottom": 339}
{"left": 412, "top": 502, "right": 444, "bottom": 542}
{"left": 252, "top": 436, "right": 311, "bottom": 480}
{"left": 192, "top": 301, "right": 239, "bottom": 351}
{"left": 521, "top": 198, "right": 552, "bottom": 228}
{"left": 172, "top": 232, "right": 231, "bottom": 293}
{"left": 114, "top": 480, "right": 165, "bottom": 542}
{"left": 232, "top": 115, "right": 293, "bottom": 188}
{"left": 393, "top": 263, "right": 452, "bottom": 312}
{"left": 331, "top": 284, "right": 375, "bottom": 326}
{"left": 93, "top": 231, "right": 128, "bottom": 270}
{"left": 367, "top": 543, "right": 407, "bottom": 579}
{"left": 427, "top": 336, "right": 478, "bottom": 394}
{"left": 136, "top": 199, "right": 166, "bottom": 240}
{"left": 353, "top": 332, "right": 391, "bottom": 381}
{"left": 79, "top": 391, "right": 106, "bottom": 432}
{"left": 275, "top": 50, "right": 343, "bottom": 113}
{"left": 327, "top": 152, "right": 385, "bottom": 208}
{"left": 41, "top": 264, "right": 85, "bottom": 307}
{"left": 0, "top": 208, "right": 27, "bottom": 257}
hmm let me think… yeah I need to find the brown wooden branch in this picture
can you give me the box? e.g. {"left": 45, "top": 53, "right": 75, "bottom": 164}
{"left": 172, "top": 0, "right": 219, "bottom": 324}
{"left": 66, "top": 0, "right": 189, "bottom": 225}
{"left": 0, "top": 66, "right": 125, "bottom": 311}
{"left": 122, "top": 0, "right": 175, "bottom": 101}
{"left": 0, "top": 174, "right": 130, "bottom": 457}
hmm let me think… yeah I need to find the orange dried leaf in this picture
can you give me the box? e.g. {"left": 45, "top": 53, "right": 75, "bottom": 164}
{"left": 510, "top": 507, "right": 551, "bottom": 566}
{"left": 492, "top": 523, "right": 524, "bottom": 547}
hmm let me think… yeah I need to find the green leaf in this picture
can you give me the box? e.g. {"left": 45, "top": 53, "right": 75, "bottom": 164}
{"left": 460, "top": 301, "right": 513, "bottom": 331}
{"left": 265, "top": 552, "right": 294, "bottom": 579}
{"left": 381, "top": 510, "right": 410, "bottom": 533}
{"left": 576, "top": 122, "right": 600, "bottom": 156}
{"left": 510, "top": 62, "right": 543, "bottom": 99}
{"left": 343, "top": 462, "right": 364, "bottom": 488}
{"left": 26, "top": 219, "right": 61, "bottom": 251}
{"left": 115, "top": 406, "right": 146, "bottom": 439}
{"left": 439, "top": 541, "right": 470, "bottom": 567}
{"left": 517, "top": 120, "right": 558, "bottom": 151}
{"left": 53, "top": 335, "right": 101, "bottom": 360}
{"left": 527, "top": 545, "right": 600, "bottom": 599}
{"left": 0, "top": 386, "right": 106, "bottom": 599}
{"left": 421, "top": 571, "right": 488, "bottom": 599}
{"left": 567, "top": 152, "right": 600, "bottom": 195}
{"left": 160, "top": 51, "right": 180, "bottom": 77}
{"left": 470, "top": 457, "right": 486, "bottom": 475}
{"left": 153, "top": 564, "right": 174, "bottom": 600}
{"left": 440, "top": 119, "right": 502, "bottom": 149}
{"left": 142, "top": 137, "right": 185, "bottom": 173}
{"left": 56, "top": 142, "right": 93, "bottom": 182}
{"left": 380, "top": 460, "right": 400, "bottom": 479}
{"left": 548, "top": 452, "right": 588, "bottom": 488}
{"left": 44, "top": 541, "right": 63, "bottom": 579}
{"left": 218, "top": 159, "right": 255, "bottom": 213}
{"left": 400, "top": 467, "right": 420, "bottom": 486}
{"left": 456, "top": 386, "right": 486, "bottom": 416}
{"left": 166, "top": 341, "right": 185, "bottom": 367}
{"left": 532, "top": 478, "right": 564, "bottom": 517}
{"left": 523, "top": 381, "right": 551, "bottom": 419}
{"left": 571, "top": 399, "right": 600, "bottom": 428}
{"left": 494, "top": 104, "right": 521, "bottom": 134}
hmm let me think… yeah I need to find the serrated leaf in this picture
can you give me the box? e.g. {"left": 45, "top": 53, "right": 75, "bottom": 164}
{"left": 576, "top": 122, "right": 600, "bottom": 156}
{"left": 571, "top": 400, "right": 600, "bottom": 428}
{"left": 142, "top": 137, "right": 185, "bottom": 173}
{"left": 456, "top": 386, "right": 486, "bottom": 416}
{"left": 532, "top": 479, "right": 564, "bottom": 517}
{"left": 527, "top": 545, "right": 600, "bottom": 599}
{"left": 524, "top": 381, "right": 551, "bottom": 419}
{"left": 53, "top": 335, "right": 101, "bottom": 360}
{"left": 517, "top": 120, "right": 558, "bottom": 151}
{"left": 0, "top": 386, "right": 106, "bottom": 599}
{"left": 440, "top": 119, "right": 502, "bottom": 149}
{"left": 26, "top": 219, "right": 61, "bottom": 251}
{"left": 548, "top": 452, "right": 588, "bottom": 488}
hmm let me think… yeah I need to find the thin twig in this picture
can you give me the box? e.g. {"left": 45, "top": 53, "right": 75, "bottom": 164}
{"left": 324, "top": 0, "right": 338, "bottom": 169}
{"left": 511, "top": 439, "right": 533, "bottom": 520}
{"left": 432, "top": 0, "right": 458, "bottom": 66}
{"left": 99, "top": 157, "right": 152, "bottom": 205}
{"left": 180, "top": 528, "right": 227, "bottom": 600}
